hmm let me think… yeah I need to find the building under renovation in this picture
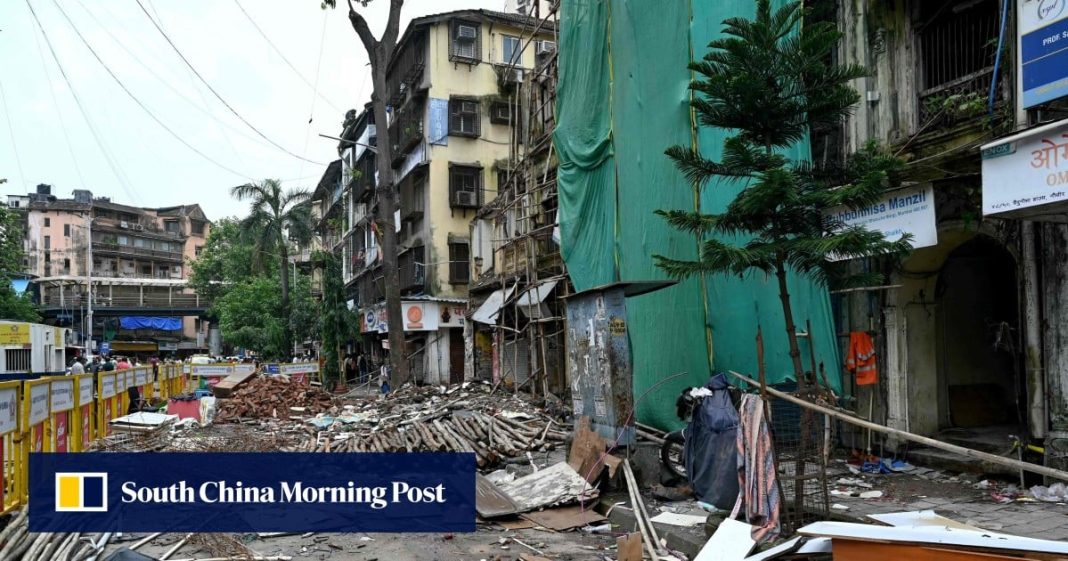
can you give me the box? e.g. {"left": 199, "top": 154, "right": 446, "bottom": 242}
{"left": 467, "top": 1, "right": 565, "bottom": 396}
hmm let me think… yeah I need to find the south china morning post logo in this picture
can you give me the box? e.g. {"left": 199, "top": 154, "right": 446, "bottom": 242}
{"left": 55, "top": 473, "right": 108, "bottom": 513}
{"left": 30, "top": 452, "right": 476, "bottom": 533}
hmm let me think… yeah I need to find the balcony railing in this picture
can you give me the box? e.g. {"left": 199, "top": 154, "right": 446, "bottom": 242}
{"left": 40, "top": 293, "right": 204, "bottom": 309}
{"left": 388, "top": 101, "right": 425, "bottom": 164}
{"left": 93, "top": 242, "right": 184, "bottom": 263}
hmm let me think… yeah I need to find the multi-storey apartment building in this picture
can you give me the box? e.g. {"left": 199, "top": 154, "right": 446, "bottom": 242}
{"left": 9, "top": 185, "right": 210, "bottom": 357}
{"left": 312, "top": 9, "right": 554, "bottom": 384}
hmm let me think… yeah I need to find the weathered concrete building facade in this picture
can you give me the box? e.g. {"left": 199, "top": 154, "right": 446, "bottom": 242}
{"left": 834, "top": 0, "right": 1068, "bottom": 459}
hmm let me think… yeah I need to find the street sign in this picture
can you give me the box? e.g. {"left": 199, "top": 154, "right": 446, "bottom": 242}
{"left": 99, "top": 342, "right": 110, "bottom": 356}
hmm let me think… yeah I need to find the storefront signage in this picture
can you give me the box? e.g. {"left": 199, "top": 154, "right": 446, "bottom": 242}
{"left": 402, "top": 302, "right": 439, "bottom": 332}
{"left": 824, "top": 184, "right": 937, "bottom": 259}
{"left": 982, "top": 122, "right": 1068, "bottom": 214}
{"left": 1020, "top": 0, "right": 1068, "bottom": 108}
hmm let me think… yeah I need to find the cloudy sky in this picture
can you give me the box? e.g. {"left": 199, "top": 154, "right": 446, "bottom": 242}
{"left": 0, "top": 0, "right": 509, "bottom": 221}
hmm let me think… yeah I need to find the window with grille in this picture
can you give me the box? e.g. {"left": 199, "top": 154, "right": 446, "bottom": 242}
{"left": 5, "top": 349, "right": 31, "bottom": 372}
{"left": 449, "top": 165, "right": 482, "bottom": 209}
{"left": 44, "top": 235, "right": 50, "bottom": 249}
{"left": 64, "top": 224, "right": 70, "bottom": 236}
{"left": 44, "top": 218, "right": 51, "bottom": 227}
{"left": 449, "top": 242, "right": 470, "bottom": 284}
{"left": 449, "top": 99, "right": 481, "bottom": 137}
{"left": 451, "top": 21, "right": 481, "bottom": 61}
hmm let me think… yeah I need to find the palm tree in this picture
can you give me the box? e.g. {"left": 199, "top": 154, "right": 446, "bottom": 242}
{"left": 231, "top": 179, "right": 313, "bottom": 354}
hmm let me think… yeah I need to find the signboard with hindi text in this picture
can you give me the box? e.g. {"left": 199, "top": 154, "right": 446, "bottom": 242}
{"left": 982, "top": 120, "right": 1068, "bottom": 215}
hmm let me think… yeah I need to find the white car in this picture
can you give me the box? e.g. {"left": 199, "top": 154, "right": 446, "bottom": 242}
{"left": 188, "top": 355, "right": 212, "bottom": 365}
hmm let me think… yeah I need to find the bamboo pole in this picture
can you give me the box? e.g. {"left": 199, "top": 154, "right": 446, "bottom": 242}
{"left": 728, "top": 370, "right": 1068, "bottom": 482}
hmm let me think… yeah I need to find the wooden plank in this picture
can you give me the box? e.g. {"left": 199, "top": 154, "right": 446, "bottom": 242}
{"left": 728, "top": 370, "right": 1068, "bottom": 483}
{"left": 832, "top": 539, "right": 1027, "bottom": 561}
{"left": 475, "top": 473, "right": 520, "bottom": 519}
{"left": 521, "top": 505, "right": 606, "bottom": 531}
{"left": 799, "top": 522, "right": 1068, "bottom": 555}
{"left": 867, "top": 511, "right": 985, "bottom": 532}
{"left": 568, "top": 416, "right": 608, "bottom": 483}
{"left": 211, "top": 371, "right": 258, "bottom": 398}
{"left": 617, "top": 533, "right": 643, "bottom": 561}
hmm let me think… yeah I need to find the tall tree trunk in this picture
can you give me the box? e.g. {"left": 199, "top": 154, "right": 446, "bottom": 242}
{"left": 774, "top": 259, "right": 805, "bottom": 386}
{"left": 370, "top": 59, "right": 409, "bottom": 388}
{"left": 280, "top": 242, "right": 292, "bottom": 355}
{"left": 776, "top": 257, "right": 810, "bottom": 523}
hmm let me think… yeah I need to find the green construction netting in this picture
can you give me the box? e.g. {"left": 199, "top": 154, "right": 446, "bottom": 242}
{"left": 556, "top": 0, "right": 843, "bottom": 431}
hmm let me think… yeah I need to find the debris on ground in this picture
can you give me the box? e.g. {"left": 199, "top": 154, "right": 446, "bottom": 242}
{"left": 281, "top": 383, "right": 569, "bottom": 466}
{"left": 215, "top": 376, "right": 336, "bottom": 421}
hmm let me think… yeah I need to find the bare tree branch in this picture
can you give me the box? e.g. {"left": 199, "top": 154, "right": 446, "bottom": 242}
{"left": 347, "top": 0, "right": 378, "bottom": 54}
{"left": 382, "top": 0, "right": 404, "bottom": 51}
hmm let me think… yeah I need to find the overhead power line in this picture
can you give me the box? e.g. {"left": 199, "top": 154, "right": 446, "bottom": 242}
{"left": 72, "top": 0, "right": 276, "bottom": 156}
{"left": 232, "top": 0, "right": 344, "bottom": 114}
{"left": 50, "top": 0, "right": 254, "bottom": 181}
{"left": 29, "top": 17, "right": 88, "bottom": 190}
{"left": 0, "top": 79, "right": 27, "bottom": 190}
{"left": 24, "top": 0, "right": 141, "bottom": 204}
{"left": 134, "top": 0, "right": 325, "bottom": 166}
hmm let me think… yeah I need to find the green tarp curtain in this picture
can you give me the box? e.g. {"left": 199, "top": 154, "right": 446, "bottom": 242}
{"left": 556, "top": 0, "right": 843, "bottom": 430}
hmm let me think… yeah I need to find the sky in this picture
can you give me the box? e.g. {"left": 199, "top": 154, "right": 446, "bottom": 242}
{"left": 0, "top": 0, "right": 512, "bottom": 221}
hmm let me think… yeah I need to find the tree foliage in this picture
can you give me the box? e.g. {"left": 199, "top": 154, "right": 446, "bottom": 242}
{"left": 656, "top": 0, "right": 913, "bottom": 384}
{"left": 230, "top": 179, "right": 313, "bottom": 354}
{"left": 214, "top": 276, "right": 287, "bottom": 358}
{"left": 0, "top": 206, "right": 40, "bottom": 322}
{"left": 315, "top": 251, "right": 359, "bottom": 386}
{"left": 188, "top": 218, "right": 256, "bottom": 308}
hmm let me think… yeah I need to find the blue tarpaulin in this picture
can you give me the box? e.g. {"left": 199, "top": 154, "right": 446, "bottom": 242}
{"left": 120, "top": 317, "right": 183, "bottom": 331}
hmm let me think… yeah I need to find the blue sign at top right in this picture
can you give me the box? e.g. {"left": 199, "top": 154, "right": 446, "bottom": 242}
{"left": 1021, "top": 0, "right": 1068, "bottom": 108}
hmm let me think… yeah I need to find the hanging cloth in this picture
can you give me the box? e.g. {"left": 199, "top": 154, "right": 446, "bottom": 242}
{"left": 730, "top": 394, "right": 781, "bottom": 543}
{"left": 845, "top": 331, "right": 878, "bottom": 386}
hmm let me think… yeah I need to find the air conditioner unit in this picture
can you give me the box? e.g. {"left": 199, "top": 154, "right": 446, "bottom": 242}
{"left": 536, "top": 41, "right": 556, "bottom": 55}
{"left": 133, "top": 224, "right": 144, "bottom": 231}
{"left": 457, "top": 25, "right": 477, "bottom": 40}
{"left": 119, "top": 221, "right": 129, "bottom": 229}
{"left": 499, "top": 67, "right": 524, "bottom": 85}
{"left": 453, "top": 191, "right": 477, "bottom": 208}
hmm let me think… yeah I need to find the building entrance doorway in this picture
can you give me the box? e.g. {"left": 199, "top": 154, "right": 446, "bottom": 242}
{"left": 935, "top": 235, "right": 1020, "bottom": 430}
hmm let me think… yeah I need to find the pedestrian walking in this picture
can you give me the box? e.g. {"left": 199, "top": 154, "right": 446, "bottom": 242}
{"left": 69, "top": 357, "right": 85, "bottom": 375}
{"left": 357, "top": 353, "right": 369, "bottom": 385}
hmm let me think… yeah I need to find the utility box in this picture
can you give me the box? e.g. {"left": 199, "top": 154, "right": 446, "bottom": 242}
{"left": 564, "top": 281, "right": 673, "bottom": 445}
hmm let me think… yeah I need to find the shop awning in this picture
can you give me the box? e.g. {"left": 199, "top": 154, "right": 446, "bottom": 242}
{"left": 109, "top": 341, "right": 158, "bottom": 352}
{"left": 471, "top": 285, "right": 516, "bottom": 325}
{"left": 517, "top": 280, "right": 559, "bottom": 320}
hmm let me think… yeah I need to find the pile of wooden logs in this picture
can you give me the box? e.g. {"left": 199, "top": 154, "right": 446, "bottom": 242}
{"left": 291, "top": 410, "right": 568, "bottom": 467}
{"left": 0, "top": 510, "right": 111, "bottom": 561}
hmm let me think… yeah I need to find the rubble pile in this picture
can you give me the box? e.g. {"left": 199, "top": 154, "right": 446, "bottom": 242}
{"left": 288, "top": 383, "right": 570, "bottom": 467}
{"left": 215, "top": 376, "right": 335, "bottom": 421}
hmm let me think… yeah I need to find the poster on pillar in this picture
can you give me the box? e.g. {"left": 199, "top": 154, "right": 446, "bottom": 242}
{"left": 824, "top": 184, "right": 937, "bottom": 260}
{"left": 402, "top": 301, "right": 440, "bottom": 332}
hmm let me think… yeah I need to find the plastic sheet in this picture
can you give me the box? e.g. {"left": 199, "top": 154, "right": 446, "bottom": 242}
{"left": 556, "top": 0, "right": 843, "bottom": 429}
